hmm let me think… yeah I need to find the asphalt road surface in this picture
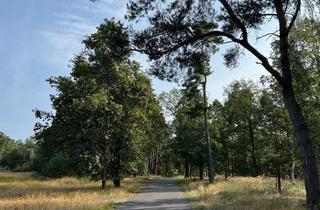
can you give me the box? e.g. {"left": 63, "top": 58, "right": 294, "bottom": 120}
{"left": 117, "top": 177, "right": 192, "bottom": 210}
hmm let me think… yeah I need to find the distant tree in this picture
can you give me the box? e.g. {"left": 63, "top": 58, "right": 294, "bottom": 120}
{"left": 158, "top": 88, "right": 181, "bottom": 120}
{"left": 209, "top": 100, "right": 227, "bottom": 178}
{"left": 0, "top": 133, "right": 36, "bottom": 171}
{"left": 182, "top": 53, "right": 216, "bottom": 183}
{"left": 0, "top": 132, "right": 15, "bottom": 163}
{"left": 223, "top": 80, "right": 261, "bottom": 177}
{"left": 158, "top": 89, "right": 184, "bottom": 175}
{"left": 144, "top": 108, "right": 171, "bottom": 176}
{"left": 172, "top": 91, "right": 207, "bottom": 179}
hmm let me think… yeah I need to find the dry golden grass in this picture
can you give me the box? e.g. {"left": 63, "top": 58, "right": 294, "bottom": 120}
{"left": 176, "top": 176, "right": 306, "bottom": 210}
{"left": 0, "top": 171, "right": 151, "bottom": 210}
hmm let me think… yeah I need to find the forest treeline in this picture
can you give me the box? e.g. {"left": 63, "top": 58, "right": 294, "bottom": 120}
{"left": 1, "top": 0, "right": 320, "bottom": 208}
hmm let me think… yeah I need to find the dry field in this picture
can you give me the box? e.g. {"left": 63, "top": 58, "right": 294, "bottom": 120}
{"left": 0, "top": 171, "right": 150, "bottom": 210}
{"left": 176, "top": 176, "right": 306, "bottom": 210}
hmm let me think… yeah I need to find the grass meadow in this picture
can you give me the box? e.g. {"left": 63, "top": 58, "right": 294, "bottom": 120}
{"left": 176, "top": 176, "right": 306, "bottom": 210}
{"left": 0, "top": 171, "right": 150, "bottom": 210}
{"left": 0, "top": 171, "right": 308, "bottom": 210}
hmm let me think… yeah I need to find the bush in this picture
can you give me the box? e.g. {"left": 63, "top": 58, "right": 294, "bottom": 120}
{"left": 41, "top": 153, "right": 76, "bottom": 178}
{"left": 13, "top": 162, "right": 34, "bottom": 172}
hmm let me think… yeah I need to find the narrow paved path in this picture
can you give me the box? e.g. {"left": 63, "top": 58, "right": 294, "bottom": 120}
{"left": 117, "top": 177, "right": 192, "bottom": 210}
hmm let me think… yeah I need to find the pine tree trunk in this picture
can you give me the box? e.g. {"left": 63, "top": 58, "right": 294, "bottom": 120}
{"left": 113, "top": 169, "right": 121, "bottom": 187}
{"left": 224, "top": 150, "right": 230, "bottom": 180}
{"left": 148, "top": 155, "right": 151, "bottom": 175}
{"left": 113, "top": 172, "right": 121, "bottom": 187}
{"left": 188, "top": 163, "right": 191, "bottom": 178}
{"left": 248, "top": 119, "right": 257, "bottom": 177}
{"left": 231, "top": 149, "right": 235, "bottom": 177}
{"left": 154, "top": 156, "right": 157, "bottom": 175}
{"left": 101, "top": 166, "right": 107, "bottom": 190}
{"left": 280, "top": 29, "right": 320, "bottom": 210}
{"left": 199, "top": 162, "right": 204, "bottom": 180}
{"left": 283, "top": 88, "right": 320, "bottom": 209}
{"left": 185, "top": 160, "right": 189, "bottom": 178}
{"left": 291, "top": 161, "right": 295, "bottom": 182}
{"left": 272, "top": 2, "right": 320, "bottom": 208}
{"left": 202, "top": 75, "right": 214, "bottom": 183}
{"left": 276, "top": 165, "right": 281, "bottom": 193}
{"left": 113, "top": 149, "right": 121, "bottom": 187}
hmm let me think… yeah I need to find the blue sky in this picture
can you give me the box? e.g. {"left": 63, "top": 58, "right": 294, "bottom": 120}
{"left": 0, "top": 0, "right": 274, "bottom": 140}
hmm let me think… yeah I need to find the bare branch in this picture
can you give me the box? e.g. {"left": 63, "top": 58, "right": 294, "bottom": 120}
{"left": 257, "top": 13, "right": 278, "bottom": 16}
{"left": 257, "top": 31, "right": 280, "bottom": 40}
{"left": 284, "top": 0, "right": 289, "bottom": 14}
{"left": 221, "top": 41, "right": 234, "bottom": 45}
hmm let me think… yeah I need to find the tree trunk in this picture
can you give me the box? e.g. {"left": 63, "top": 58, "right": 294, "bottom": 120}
{"left": 224, "top": 149, "right": 230, "bottom": 180}
{"left": 154, "top": 156, "right": 157, "bottom": 175}
{"left": 148, "top": 155, "right": 151, "bottom": 175}
{"left": 202, "top": 75, "right": 214, "bottom": 183}
{"left": 113, "top": 165, "right": 121, "bottom": 187}
{"left": 184, "top": 160, "right": 189, "bottom": 178}
{"left": 113, "top": 175, "right": 121, "bottom": 187}
{"left": 149, "top": 150, "right": 156, "bottom": 175}
{"left": 248, "top": 119, "right": 257, "bottom": 177}
{"left": 273, "top": 2, "right": 320, "bottom": 208}
{"left": 291, "top": 161, "right": 295, "bottom": 182}
{"left": 112, "top": 142, "right": 121, "bottom": 188}
{"left": 276, "top": 165, "right": 281, "bottom": 193}
{"left": 231, "top": 149, "right": 235, "bottom": 177}
{"left": 199, "top": 162, "right": 204, "bottom": 180}
{"left": 101, "top": 165, "right": 107, "bottom": 190}
{"left": 101, "top": 143, "right": 109, "bottom": 190}
{"left": 283, "top": 88, "right": 320, "bottom": 209}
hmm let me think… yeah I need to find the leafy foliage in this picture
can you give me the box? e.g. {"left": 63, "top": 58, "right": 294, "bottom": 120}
{"left": 35, "top": 19, "right": 169, "bottom": 187}
{"left": 0, "top": 133, "right": 36, "bottom": 172}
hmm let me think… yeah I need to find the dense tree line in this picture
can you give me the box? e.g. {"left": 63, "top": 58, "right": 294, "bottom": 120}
{"left": 162, "top": 79, "right": 295, "bottom": 191}
{"left": 126, "top": 0, "right": 320, "bottom": 208}
{"left": 0, "top": 132, "right": 36, "bottom": 171}
{"left": 156, "top": 17, "right": 320, "bottom": 197}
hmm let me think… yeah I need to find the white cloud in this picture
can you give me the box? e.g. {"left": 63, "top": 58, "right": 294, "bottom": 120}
{"left": 37, "top": 0, "right": 127, "bottom": 69}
